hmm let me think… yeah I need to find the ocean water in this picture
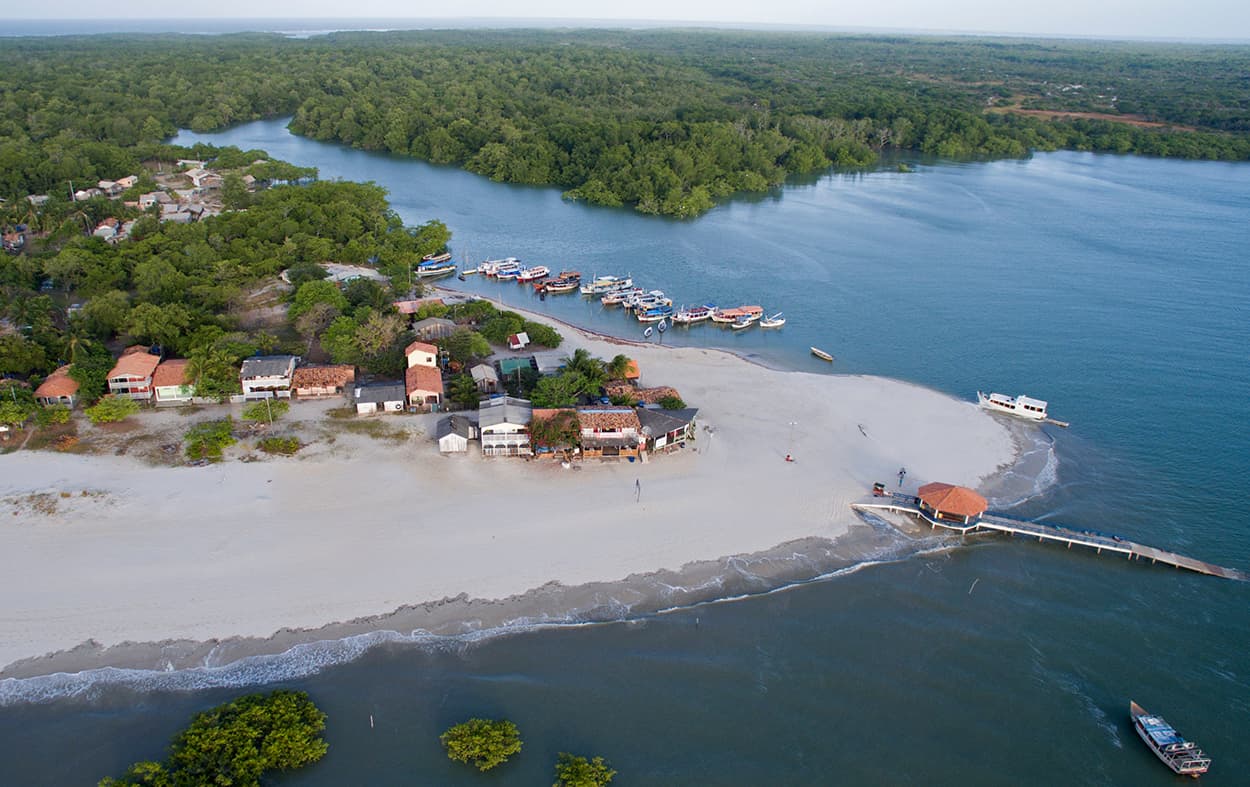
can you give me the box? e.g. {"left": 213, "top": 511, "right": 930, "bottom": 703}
{"left": 1, "top": 120, "right": 1247, "bottom": 785}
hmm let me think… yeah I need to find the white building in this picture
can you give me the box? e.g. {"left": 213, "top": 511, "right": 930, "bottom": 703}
{"left": 478, "top": 396, "right": 533, "bottom": 457}
{"left": 240, "top": 355, "right": 298, "bottom": 400}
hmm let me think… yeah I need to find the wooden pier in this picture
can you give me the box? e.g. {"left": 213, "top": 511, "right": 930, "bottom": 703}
{"left": 852, "top": 499, "right": 1246, "bottom": 581}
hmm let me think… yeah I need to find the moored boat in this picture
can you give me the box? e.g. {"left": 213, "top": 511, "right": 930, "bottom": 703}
{"left": 730, "top": 315, "right": 756, "bottom": 330}
{"left": 636, "top": 305, "right": 674, "bottom": 323}
{"left": 710, "top": 305, "right": 764, "bottom": 324}
{"left": 1131, "top": 701, "right": 1210, "bottom": 777}
{"left": 673, "top": 304, "right": 715, "bottom": 324}
{"left": 811, "top": 347, "right": 834, "bottom": 362}
{"left": 495, "top": 263, "right": 523, "bottom": 280}
{"left": 760, "top": 312, "right": 786, "bottom": 328}
{"left": 415, "top": 258, "right": 457, "bottom": 278}
{"left": 421, "top": 252, "right": 453, "bottom": 263}
{"left": 977, "top": 391, "right": 1048, "bottom": 421}
{"left": 541, "top": 273, "right": 582, "bottom": 293}
{"left": 516, "top": 265, "right": 550, "bottom": 283}
{"left": 602, "top": 287, "right": 645, "bottom": 305}
{"left": 579, "top": 274, "right": 634, "bottom": 295}
{"left": 480, "top": 257, "right": 521, "bottom": 276}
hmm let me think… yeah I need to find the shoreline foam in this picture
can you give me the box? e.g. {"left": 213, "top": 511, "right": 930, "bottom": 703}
{"left": 1, "top": 308, "right": 1025, "bottom": 685}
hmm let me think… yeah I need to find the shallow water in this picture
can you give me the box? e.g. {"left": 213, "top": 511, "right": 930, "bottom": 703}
{"left": 1, "top": 121, "right": 1247, "bottom": 785}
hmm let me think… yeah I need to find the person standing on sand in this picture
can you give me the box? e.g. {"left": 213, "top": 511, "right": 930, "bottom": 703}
{"left": 898, "top": 467, "right": 907, "bottom": 487}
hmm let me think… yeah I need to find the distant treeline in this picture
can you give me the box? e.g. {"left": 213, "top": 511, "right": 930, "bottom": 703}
{"left": 2, "top": 30, "right": 1249, "bottom": 216}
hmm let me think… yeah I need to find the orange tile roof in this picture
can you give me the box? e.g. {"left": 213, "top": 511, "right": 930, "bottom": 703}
{"left": 624, "top": 359, "right": 640, "bottom": 380}
{"left": 151, "top": 359, "right": 191, "bottom": 388}
{"left": 109, "top": 347, "right": 160, "bottom": 379}
{"left": 292, "top": 364, "right": 356, "bottom": 388}
{"left": 576, "top": 407, "right": 641, "bottom": 432}
{"left": 35, "top": 365, "right": 79, "bottom": 398}
{"left": 394, "top": 298, "right": 444, "bottom": 315}
{"left": 404, "top": 340, "right": 439, "bottom": 357}
{"left": 405, "top": 364, "right": 444, "bottom": 395}
{"left": 917, "top": 482, "right": 988, "bottom": 519}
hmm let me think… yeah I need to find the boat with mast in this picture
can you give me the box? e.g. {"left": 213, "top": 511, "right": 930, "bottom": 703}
{"left": 760, "top": 312, "right": 786, "bottom": 328}
{"left": 1131, "top": 701, "right": 1211, "bottom": 777}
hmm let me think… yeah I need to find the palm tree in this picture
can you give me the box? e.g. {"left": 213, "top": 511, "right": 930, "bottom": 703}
{"left": 605, "top": 354, "right": 633, "bottom": 381}
{"left": 561, "top": 348, "right": 606, "bottom": 387}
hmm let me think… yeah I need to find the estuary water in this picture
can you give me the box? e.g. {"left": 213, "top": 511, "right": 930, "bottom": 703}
{"left": 1, "top": 120, "right": 1248, "bottom": 785}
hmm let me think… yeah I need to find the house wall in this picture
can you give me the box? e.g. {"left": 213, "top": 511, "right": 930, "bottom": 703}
{"left": 37, "top": 394, "right": 77, "bottom": 408}
{"left": 480, "top": 425, "right": 532, "bottom": 456}
{"left": 438, "top": 434, "right": 469, "bottom": 453}
{"left": 407, "top": 350, "right": 437, "bottom": 368}
{"left": 242, "top": 375, "right": 293, "bottom": 399}
{"left": 154, "top": 384, "right": 194, "bottom": 404}
{"left": 108, "top": 375, "right": 153, "bottom": 400}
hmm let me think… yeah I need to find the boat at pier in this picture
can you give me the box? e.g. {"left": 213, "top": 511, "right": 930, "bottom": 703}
{"left": 601, "top": 287, "right": 645, "bottom": 305}
{"left": 636, "top": 305, "right": 674, "bottom": 323}
{"left": 730, "top": 312, "right": 760, "bottom": 330}
{"left": 415, "top": 257, "right": 457, "bottom": 278}
{"left": 541, "top": 273, "right": 582, "bottom": 293}
{"left": 480, "top": 257, "right": 521, "bottom": 276}
{"left": 1131, "top": 701, "right": 1210, "bottom": 777}
{"left": 977, "top": 391, "right": 1048, "bottom": 421}
{"left": 710, "top": 305, "right": 763, "bottom": 324}
{"left": 580, "top": 274, "right": 634, "bottom": 295}
{"left": 495, "top": 264, "right": 524, "bottom": 280}
{"left": 624, "top": 291, "right": 671, "bottom": 311}
{"left": 673, "top": 305, "right": 715, "bottom": 324}
{"left": 760, "top": 312, "right": 785, "bottom": 328}
{"left": 516, "top": 265, "right": 550, "bottom": 283}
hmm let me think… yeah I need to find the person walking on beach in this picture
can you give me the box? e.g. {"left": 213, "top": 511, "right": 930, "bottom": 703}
{"left": 635, "top": 478, "right": 641, "bottom": 502}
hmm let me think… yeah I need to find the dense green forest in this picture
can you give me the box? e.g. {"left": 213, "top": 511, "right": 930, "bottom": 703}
{"left": 1, "top": 30, "right": 1248, "bottom": 217}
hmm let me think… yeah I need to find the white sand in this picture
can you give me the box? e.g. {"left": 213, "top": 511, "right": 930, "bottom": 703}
{"left": 0, "top": 322, "right": 1016, "bottom": 672}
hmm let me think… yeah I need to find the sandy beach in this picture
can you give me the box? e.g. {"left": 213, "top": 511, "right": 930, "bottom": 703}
{"left": 0, "top": 313, "right": 1019, "bottom": 678}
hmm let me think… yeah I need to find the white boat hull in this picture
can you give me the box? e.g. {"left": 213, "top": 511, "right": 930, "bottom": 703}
{"left": 977, "top": 391, "right": 1048, "bottom": 421}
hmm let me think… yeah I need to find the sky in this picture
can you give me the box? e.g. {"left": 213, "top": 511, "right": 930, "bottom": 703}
{"left": 14, "top": 0, "right": 1250, "bottom": 42}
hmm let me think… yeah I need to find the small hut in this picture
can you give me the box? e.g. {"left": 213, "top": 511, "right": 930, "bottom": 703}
{"left": 916, "top": 482, "right": 987, "bottom": 528}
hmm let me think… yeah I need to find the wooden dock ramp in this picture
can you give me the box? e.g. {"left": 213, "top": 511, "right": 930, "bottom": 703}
{"left": 852, "top": 501, "right": 1246, "bottom": 581}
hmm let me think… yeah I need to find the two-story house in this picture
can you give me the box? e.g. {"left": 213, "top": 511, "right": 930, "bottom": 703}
{"left": 240, "top": 355, "right": 298, "bottom": 400}
{"left": 107, "top": 346, "right": 162, "bottom": 401}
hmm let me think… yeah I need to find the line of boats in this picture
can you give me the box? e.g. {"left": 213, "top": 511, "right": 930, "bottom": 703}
{"left": 467, "top": 258, "right": 785, "bottom": 330}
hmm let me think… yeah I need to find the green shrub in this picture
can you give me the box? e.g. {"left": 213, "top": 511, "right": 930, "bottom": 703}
{"left": 258, "top": 436, "right": 301, "bottom": 455}
{"left": 523, "top": 321, "right": 562, "bottom": 348}
{"left": 99, "top": 690, "right": 327, "bottom": 787}
{"left": 242, "top": 399, "right": 289, "bottom": 422}
{"left": 184, "top": 417, "right": 236, "bottom": 461}
{"left": 440, "top": 718, "right": 522, "bottom": 772}
{"left": 554, "top": 753, "right": 617, "bottom": 787}
{"left": 35, "top": 405, "right": 72, "bottom": 428}
{"left": 85, "top": 397, "right": 140, "bottom": 424}
{"left": 658, "top": 395, "right": 686, "bottom": 410}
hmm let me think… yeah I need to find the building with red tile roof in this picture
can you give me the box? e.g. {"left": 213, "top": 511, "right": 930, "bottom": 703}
{"left": 107, "top": 346, "right": 161, "bottom": 401}
{"left": 917, "top": 482, "right": 988, "bottom": 525}
{"left": 152, "top": 359, "right": 195, "bottom": 405}
{"left": 405, "top": 364, "right": 443, "bottom": 407}
{"left": 404, "top": 340, "right": 439, "bottom": 369}
{"left": 35, "top": 365, "right": 79, "bottom": 407}
{"left": 291, "top": 364, "right": 356, "bottom": 398}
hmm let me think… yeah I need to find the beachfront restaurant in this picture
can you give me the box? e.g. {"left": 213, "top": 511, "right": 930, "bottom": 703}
{"left": 915, "top": 482, "right": 988, "bottom": 532}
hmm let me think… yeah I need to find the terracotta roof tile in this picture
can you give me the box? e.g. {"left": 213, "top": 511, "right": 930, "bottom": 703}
{"left": 151, "top": 359, "right": 191, "bottom": 388}
{"left": 36, "top": 365, "right": 79, "bottom": 398}
{"left": 603, "top": 384, "right": 681, "bottom": 405}
{"left": 576, "top": 407, "right": 641, "bottom": 432}
{"left": 291, "top": 364, "right": 356, "bottom": 388}
{"left": 405, "top": 364, "right": 444, "bottom": 395}
{"left": 404, "top": 340, "right": 439, "bottom": 357}
{"left": 109, "top": 346, "right": 161, "bottom": 378}
{"left": 917, "top": 482, "right": 987, "bottom": 519}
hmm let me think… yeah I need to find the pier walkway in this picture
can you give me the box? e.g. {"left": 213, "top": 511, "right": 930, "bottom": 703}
{"left": 852, "top": 499, "right": 1246, "bottom": 581}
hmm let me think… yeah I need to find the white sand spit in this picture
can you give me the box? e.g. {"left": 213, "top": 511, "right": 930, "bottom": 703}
{"left": 0, "top": 318, "right": 1016, "bottom": 672}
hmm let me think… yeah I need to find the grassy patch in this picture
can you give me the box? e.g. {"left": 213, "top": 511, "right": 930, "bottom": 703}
{"left": 258, "top": 436, "right": 302, "bottom": 455}
{"left": 25, "top": 422, "right": 79, "bottom": 452}
{"left": 325, "top": 417, "right": 411, "bottom": 443}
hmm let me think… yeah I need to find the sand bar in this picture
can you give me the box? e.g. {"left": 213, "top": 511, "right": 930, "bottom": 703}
{"left": 0, "top": 313, "right": 1018, "bottom": 676}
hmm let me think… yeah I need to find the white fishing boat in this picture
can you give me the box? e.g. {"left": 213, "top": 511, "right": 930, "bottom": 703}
{"left": 601, "top": 287, "right": 644, "bottom": 305}
{"left": 730, "top": 315, "right": 756, "bottom": 330}
{"left": 579, "top": 274, "right": 634, "bottom": 295}
{"left": 636, "top": 305, "right": 674, "bottom": 323}
{"left": 480, "top": 257, "right": 521, "bottom": 276}
{"left": 421, "top": 252, "right": 453, "bottom": 263}
{"left": 516, "top": 265, "right": 550, "bottom": 283}
{"left": 415, "top": 257, "right": 457, "bottom": 278}
{"left": 760, "top": 312, "right": 785, "bottom": 328}
{"left": 810, "top": 347, "right": 834, "bottom": 362}
{"left": 1131, "top": 701, "right": 1210, "bottom": 777}
{"left": 977, "top": 391, "right": 1048, "bottom": 421}
{"left": 673, "top": 304, "right": 715, "bottom": 324}
{"left": 495, "top": 263, "right": 524, "bottom": 280}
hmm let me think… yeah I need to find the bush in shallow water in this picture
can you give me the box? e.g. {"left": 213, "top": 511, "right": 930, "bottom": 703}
{"left": 98, "top": 690, "right": 327, "bottom": 787}
{"left": 440, "top": 718, "right": 522, "bottom": 771}
{"left": 554, "top": 752, "right": 617, "bottom": 787}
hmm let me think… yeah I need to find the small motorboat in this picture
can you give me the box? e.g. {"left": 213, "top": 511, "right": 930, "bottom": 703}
{"left": 811, "top": 347, "right": 834, "bottom": 362}
{"left": 1131, "top": 701, "right": 1210, "bottom": 777}
{"left": 730, "top": 315, "right": 756, "bottom": 330}
{"left": 760, "top": 312, "right": 785, "bottom": 328}
{"left": 516, "top": 265, "right": 550, "bottom": 283}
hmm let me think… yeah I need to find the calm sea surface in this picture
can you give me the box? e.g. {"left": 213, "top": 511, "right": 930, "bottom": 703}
{"left": 1, "top": 120, "right": 1247, "bottom": 785}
